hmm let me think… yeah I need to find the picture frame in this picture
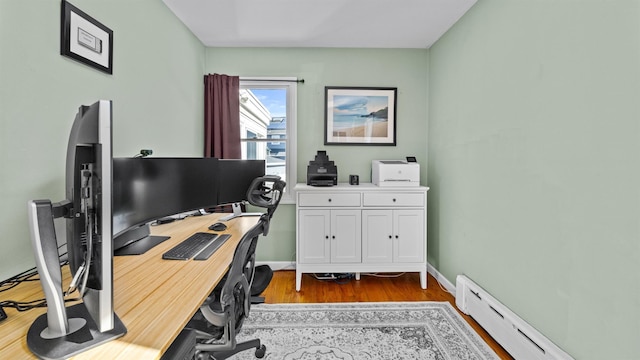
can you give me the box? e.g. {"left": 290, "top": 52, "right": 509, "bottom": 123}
{"left": 325, "top": 87, "right": 397, "bottom": 146}
{"left": 60, "top": 0, "right": 113, "bottom": 74}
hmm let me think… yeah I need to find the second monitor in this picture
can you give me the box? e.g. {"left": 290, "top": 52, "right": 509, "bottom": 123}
{"left": 216, "top": 159, "right": 266, "bottom": 221}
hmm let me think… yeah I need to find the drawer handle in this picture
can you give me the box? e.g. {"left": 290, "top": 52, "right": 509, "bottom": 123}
{"left": 332, "top": 235, "right": 336, "bottom": 239}
{"left": 395, "top": 235, "right": 399, "bottom": 239}
{"left": 388, "top": 235, "right": 392, "bottom": 239}
{"left": 393, "top": 198, "right": 397, "bottom": 202}
{"left": 325, "top": 235, "right": 329, "bottom": 239}
{"left": 328, "top": 198, "right": 332, "bottom": 202}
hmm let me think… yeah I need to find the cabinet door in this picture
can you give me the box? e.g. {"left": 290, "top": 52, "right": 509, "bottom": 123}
{"left": 362, "top": 210, "right": 393, "bottom": 263}
{"left": 298, "top": 210, "right": 330, "bottom": 264}
{"left": 330, "top": 210, "right": 361, "bottom": 263}
{"left": 393, "top": 209, "right": 425, "bottom": 263}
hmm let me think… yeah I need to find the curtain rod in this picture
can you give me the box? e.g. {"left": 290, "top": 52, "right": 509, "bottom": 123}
{"left": 240, "top": 78, "right": 305, "bottom": 84}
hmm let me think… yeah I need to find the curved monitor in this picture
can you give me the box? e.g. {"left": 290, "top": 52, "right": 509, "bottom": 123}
{"left": 112, "top": 157, "right": 219, "bottom": 252}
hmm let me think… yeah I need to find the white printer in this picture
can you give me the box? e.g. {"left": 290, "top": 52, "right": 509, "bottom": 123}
{"left": 372, "top": 160, "right": 420, "bottom": 187}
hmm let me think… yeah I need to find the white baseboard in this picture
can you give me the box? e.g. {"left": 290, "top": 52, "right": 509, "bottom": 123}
{"left": 427, "top": 262, "right": 456, "bottom": 295}
{"left": 456, "top": 275, "right": 573, "bottom": 360}
{"left": 256, "top": 261, "right": 296, "bottom": 271}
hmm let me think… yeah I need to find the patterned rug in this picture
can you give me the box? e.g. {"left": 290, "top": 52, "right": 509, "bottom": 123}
{"left": 232, "top": 302, "right": 499, "bottom": 359}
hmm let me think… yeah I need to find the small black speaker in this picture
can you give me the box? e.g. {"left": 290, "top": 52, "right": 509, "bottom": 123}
{"left": 349, "top": 174, "right": 359, "bottom": 185}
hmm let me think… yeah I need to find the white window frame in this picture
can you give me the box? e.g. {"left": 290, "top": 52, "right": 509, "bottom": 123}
{"left": 240, "top": 77, "right": 297, "bottom": 204}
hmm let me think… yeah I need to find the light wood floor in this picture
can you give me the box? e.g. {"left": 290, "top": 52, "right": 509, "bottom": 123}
{"left": 260, "top": 270, "right": 513, "bottom": 360}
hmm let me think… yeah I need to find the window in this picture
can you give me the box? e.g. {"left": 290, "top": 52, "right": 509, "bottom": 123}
{"left": 239, "top": 78, "right": 297, "bottom": 203}
{"left": 246, "top": 130, "right": 257, "bottom": 159}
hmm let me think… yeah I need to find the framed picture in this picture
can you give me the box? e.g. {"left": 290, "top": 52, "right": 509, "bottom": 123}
{"left": 325, "top": 87, "right": 397, "bottom": 145}
{"left": 60, "top": 0, "right": 113, "bottom": 74}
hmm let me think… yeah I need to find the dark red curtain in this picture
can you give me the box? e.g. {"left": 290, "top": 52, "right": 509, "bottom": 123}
{"left": 204, "top": 74, "right": 241, "bottom": 159}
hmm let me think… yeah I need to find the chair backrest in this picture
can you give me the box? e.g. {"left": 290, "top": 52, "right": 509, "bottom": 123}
{"left": 217, "top": 219, "right": 264, "bottom": 333}
{"left": 245, "top": 175, "right": 286, "bottom": 236}
{"left": 211, "top": 176, "right": 287, "bottom": 333}
{"left": 246, "top": 175, "right": 285, "bottom": 209}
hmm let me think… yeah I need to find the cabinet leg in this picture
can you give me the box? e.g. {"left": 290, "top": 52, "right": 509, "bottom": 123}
{"left": 355, "top": 272, "right": 361, "bottom": 281}
{"left": 420, "top": 270, "right": 427, "bottom": 289}
{"left": 296, "top": 271, "right": 302, "bottom": 292}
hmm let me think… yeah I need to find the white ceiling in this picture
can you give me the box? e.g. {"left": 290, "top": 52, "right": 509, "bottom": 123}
{"left": 162, "top": 0, "right": 477, "bottom": 49}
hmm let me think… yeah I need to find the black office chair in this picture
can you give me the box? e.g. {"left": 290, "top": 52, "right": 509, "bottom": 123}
{"left": 187, "top": 176, "right": 285, "bottom": 360}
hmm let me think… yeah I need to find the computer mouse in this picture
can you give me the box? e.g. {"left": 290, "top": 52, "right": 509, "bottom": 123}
{"left": 208, "top": 222, "right": 227, "bottom": 231}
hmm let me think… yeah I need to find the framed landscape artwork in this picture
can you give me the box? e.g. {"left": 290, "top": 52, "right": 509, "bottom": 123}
{"left": 325, "top": 87, "right": 397, "bottom": 146}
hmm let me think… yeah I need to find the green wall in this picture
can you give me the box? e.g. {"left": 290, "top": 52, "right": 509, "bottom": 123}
{"left": 0, "top": 0, "right": 205, "bottom": 281}
{"left": 428, "top": 1, "right": 640, "bottom": 359}
{"left": 204, "top": 47, "right": 429, "bottom": 263}
{"left": 4, "top": 1, "right": 634, "bottom": 358}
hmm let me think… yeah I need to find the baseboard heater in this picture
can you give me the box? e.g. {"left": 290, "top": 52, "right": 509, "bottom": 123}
{"left": 455, "top": 275, "right": 573, "bottom": 360}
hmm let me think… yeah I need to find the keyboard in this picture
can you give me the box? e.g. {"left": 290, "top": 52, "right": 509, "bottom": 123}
{"left": 163, "top": 232, "right": 224, "bottom": 260}
{"left": 194, "top": 234, "right": 230, "bottom": 261}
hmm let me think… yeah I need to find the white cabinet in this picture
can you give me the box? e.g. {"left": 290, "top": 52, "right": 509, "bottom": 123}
{"left": 362, "top": 209, "right": 424, "bottom": 263}
{"left": 295, "top": 183, "right": 429, "bottom": 291}
{"left": 297, "top": 210, "right": 330, "bottom": 263}
{"left": 330, "top": 210, "right": 362, "bottom": 263}
{"left": 394, "top": 210, "right": 425, "bottom": 263}
{"left": 298, "top": 209, "right": 361, "bottom": 264}
{"left": 361, "top": 210, "right": 393, "bottom": 263}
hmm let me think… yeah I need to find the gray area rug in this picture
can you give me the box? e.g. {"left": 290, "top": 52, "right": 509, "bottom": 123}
{"left": 233, "top": 302, "right": 499, "bottom": 359}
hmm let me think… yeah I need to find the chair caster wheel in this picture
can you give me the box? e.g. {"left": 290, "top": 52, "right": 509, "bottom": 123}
{"left": 255, "top": 344, "right": 266, "bottom": 358}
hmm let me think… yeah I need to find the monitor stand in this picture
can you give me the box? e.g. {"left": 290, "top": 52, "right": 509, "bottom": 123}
{"left": 27, "top": 303, "right": 126, "bottom": 360}
{"left": 27, "top": 200, "right": 126, "bottom": 359}
{"left": 219, "top": 202, "right": 263, "bottom": 221}
{"left": 114, "top": 224, "right": 170, "bottom": 256}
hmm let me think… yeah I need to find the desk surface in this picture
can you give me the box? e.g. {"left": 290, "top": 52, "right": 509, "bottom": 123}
{"left": 0, "top": 213, "right": 258, "bottom": 359}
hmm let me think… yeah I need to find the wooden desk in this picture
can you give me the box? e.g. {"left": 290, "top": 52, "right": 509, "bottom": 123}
{"left": 0, "top": 213, "right": 258, "bottom": 359}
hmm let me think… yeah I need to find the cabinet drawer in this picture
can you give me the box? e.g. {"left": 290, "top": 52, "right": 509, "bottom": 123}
{"left": 298, "top": 193, "right": 361, "bottom": 207}
{"left": 363, "top": 192, "right": 424, "bottom": 207}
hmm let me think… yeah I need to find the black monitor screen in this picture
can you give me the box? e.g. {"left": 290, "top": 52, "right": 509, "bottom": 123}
{"left": 64, "top": 100, "right": 115, "bottom": 332}
{"left": 217, "top": 159, "right": 265, "bottom": 205}
{"left": 112, "top": 157, "right": 219, "bottom": 238}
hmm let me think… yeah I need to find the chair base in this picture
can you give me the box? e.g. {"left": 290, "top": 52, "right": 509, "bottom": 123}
{"left": 196, "top": 339, "right": 265, "bottom": 360}
{"left": 250, "top": 265, "right": 273, "bottom": 297}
